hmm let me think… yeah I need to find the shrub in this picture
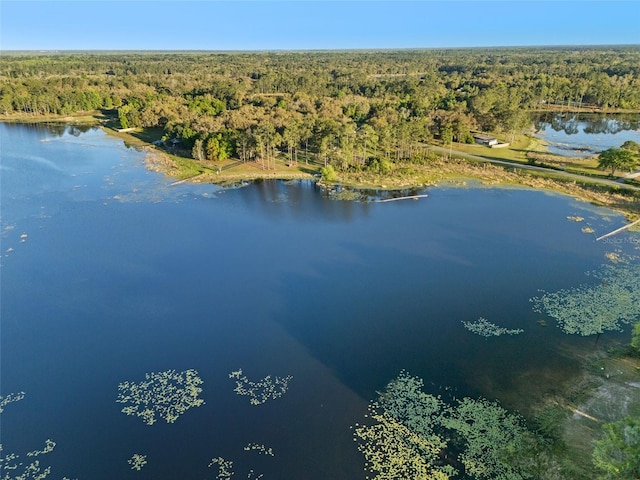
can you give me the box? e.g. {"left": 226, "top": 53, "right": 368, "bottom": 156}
{"left": 631, "top": 320, "right": 640, "bottom": 354}
{"left": 320, "top": 165, "right": 337, "bottom": 182}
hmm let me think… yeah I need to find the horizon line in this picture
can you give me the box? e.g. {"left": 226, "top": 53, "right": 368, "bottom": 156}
{"left": 2, "top": 44, "right": 640, "bottom": 54}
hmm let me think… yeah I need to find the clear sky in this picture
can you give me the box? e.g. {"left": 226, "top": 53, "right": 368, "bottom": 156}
{"left": 1, "top": 1, "right": 639, "bottom": 51}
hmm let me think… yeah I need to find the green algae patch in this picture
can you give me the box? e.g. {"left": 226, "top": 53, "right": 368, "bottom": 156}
{"left": 0, "top": 392, "right": 72, "bottom": 480}
{"left": 462, "top": 317, "right": 524, "bottom": 337}
{"left": 531, "top": 258, "right": 640, "bottom": 336}
{"left": 117, "top": 369, "right": 204, "bottom": 425}
{"left": 353, "top": 372, "right": 454, "bottom": 480}
{"left": 0, "top": 392, "right": 25, "bottom": 413}
{"left": 353, "top": 371, "right": 538, "bottom": 480}
{"left": 208, "top": 456, "right": 234, "bottom": 480}
{"left": 229, "top": 368, "right": 293, "bottom": 406}
{"left": 128, "top": 453, "right": 147, "bottom": 471}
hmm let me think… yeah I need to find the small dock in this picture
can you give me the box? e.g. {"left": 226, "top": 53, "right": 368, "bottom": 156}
{"left": 378, "top": 194, "right": 428, "bottom": 203}
{"left": 596, "top": 218, "right": 640, "bottom": 241}
{"left": 168, "top": 173, "right": 205, "bottom": 186}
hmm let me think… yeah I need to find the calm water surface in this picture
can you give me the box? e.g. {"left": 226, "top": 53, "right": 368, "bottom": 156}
{"left": 1, "top": 123, "right": 638, "bottom": 479}
{"left": 534, "top": 113, "right": 640, "bottom": 157}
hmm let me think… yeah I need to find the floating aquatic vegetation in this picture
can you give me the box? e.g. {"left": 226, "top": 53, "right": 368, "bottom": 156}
{"left": 117, "top": 369, "right": 204, "bottom": 425}
{"left": 0, "top": 392, "right": 64, "bottom": 480}
{"left": 567, "top": 216, "right": 584, "bottom": 222}
{"left": 604, "top": 251, "right": 623, "bottom": 263}
{"left": 1, "top": 438, "right": 58, "bottom": 480}
{"left": 531, "top": 260, "right": 640, "bottom": 336}
{"left": 208, "top": 442, "right": 273, "bottom": 479}
{"left": 229, "top": 369, "right": 293, "bottom": 406}
{"left": 1, "top": 393, "right": 77, "bottom": 480}
{"left": 441, "top": 398, "right": 529, "bottom": 480}
{"left": 353, "top": 372, "right": 535, "bottom": 480}
{"left": 462, "top": 317, "right": 524, "bottom": 337}
{"left": 0, "top": 392, "right": 25, "bottom": 413}
{"left": 353, "top": 371, "right": 455, "bottom": 480}
{"left": 26, "top": 440, "right": 56, "bottom": 457}
{"left": 209, "top": 457, "right": 233, "bottom": 480}
{"left": 128, "top": 453, "right": 147, "bottom": 471}
{"left": 243, "top": 443, "right": 274, "bottom": 457}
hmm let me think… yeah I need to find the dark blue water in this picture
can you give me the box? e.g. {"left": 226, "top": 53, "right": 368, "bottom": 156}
{"left": 1, "top": 123, "right": 638, "bottom": 479}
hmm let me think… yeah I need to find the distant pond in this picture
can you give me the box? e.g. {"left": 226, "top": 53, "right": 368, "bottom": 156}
{"left": 1, "top": 122, "right": 639, "bottom": 479}
{"left": 533, "top": 112, "right": 640, "bottom": 157}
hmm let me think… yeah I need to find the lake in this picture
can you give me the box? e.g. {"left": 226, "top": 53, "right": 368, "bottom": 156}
{"left": 534, "top": 112, "right": 640, "bottom": 158}
{"left": 1, "top": 122, "right": 638, "bottom": 479}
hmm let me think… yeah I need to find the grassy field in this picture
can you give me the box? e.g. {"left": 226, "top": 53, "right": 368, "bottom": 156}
{"left": 449, "top": 134, "right": 612, "bottom": 179}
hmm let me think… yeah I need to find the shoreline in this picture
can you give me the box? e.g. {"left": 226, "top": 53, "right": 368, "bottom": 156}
{"left": 2, "top": 113, "right": 639, "bottom": 222}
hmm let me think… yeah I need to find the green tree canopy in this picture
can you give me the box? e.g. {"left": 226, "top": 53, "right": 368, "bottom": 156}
{"left": 593, "top": 416, "right": 640, "bottom": 479}
{"left": 597, "top": 148, "right": 638, "bottom": 175}
{"left": 621, "top": 140, "right": 640, "bottom": 153}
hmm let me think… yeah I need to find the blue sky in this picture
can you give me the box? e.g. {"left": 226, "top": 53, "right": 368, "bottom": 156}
{"left": 1, "top": 1, "right": 639, "bottom": 51}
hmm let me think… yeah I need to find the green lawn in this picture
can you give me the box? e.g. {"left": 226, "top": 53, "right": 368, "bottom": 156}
{"left": 450, "top": 134, "right": 612, "bottom": 180}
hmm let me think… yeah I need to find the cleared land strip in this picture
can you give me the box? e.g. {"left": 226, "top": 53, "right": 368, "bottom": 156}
{"left": 430, "top": 145, "right": 640, "bottom": 193}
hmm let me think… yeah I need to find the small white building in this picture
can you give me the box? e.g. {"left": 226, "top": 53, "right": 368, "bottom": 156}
{"left": 473, "top": 134, "right": 498, "bottom": 146}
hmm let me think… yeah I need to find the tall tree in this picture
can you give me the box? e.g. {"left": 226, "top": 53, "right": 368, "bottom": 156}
{"left": 597, "top": 148, "right": 638, "bottom": 176}
{"left": 593, "top": 416, "right": 640, "bottom": 480}
{"left": 192, "top": 138, "right": 205, "bottom": 161}
{"left": 357, "top": 124, "right": 378, "bottom": 165}
{"left": 205, "top": 135, "right": 221, "bottom": 161}
{"left": 298, "top": 118, "right": 314, "bottom": 164}
{"left": 282, "top": 121, "right": 301, "bottom": 166}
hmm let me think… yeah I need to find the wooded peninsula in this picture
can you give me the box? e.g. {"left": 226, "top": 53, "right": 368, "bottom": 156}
{"left": 1, "top": 47, "right": 639, "bottom": 215}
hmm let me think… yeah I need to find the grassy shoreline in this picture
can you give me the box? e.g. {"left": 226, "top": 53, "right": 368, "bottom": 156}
{"left": 2, "top": 112, "right": 639, "bottom": 221}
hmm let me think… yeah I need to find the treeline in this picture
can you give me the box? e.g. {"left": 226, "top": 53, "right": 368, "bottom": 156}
{"left": 2, "top": 47, "right": 640, "bottom": 170}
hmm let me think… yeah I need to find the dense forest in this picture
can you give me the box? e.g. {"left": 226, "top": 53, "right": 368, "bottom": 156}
{"left": 1, "top": 47, "right": 640, "bottom": 170}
